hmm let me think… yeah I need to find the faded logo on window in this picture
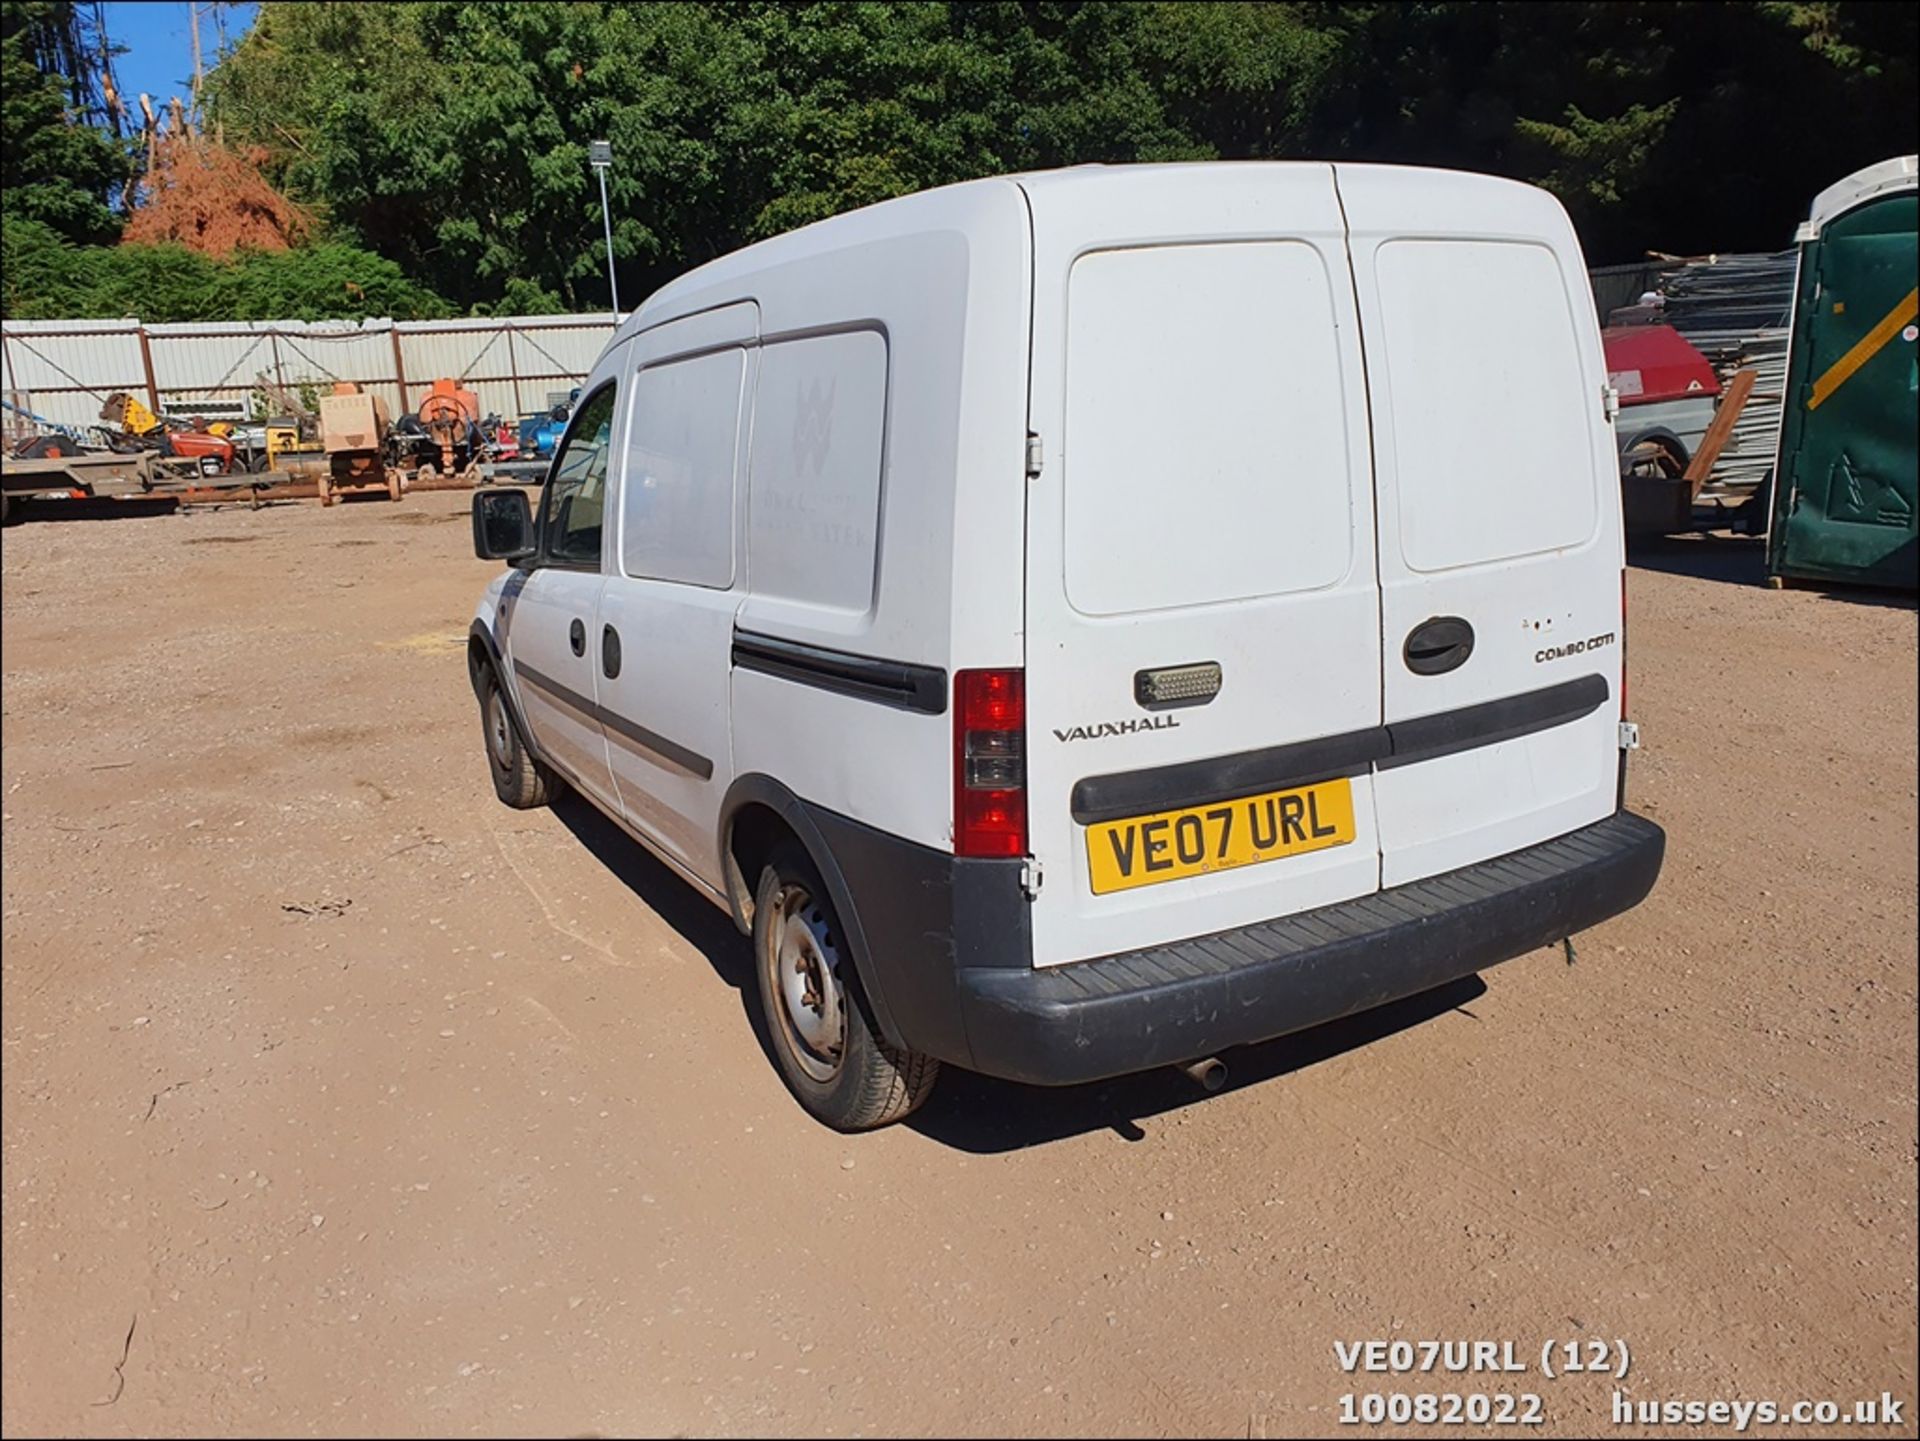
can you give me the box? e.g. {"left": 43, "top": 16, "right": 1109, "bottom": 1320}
{"left": 793, "top": 377, "right": 836, "bottom": 476}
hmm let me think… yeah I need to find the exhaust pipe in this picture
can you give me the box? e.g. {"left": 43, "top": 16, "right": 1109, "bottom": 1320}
{"left": 1178, "top": 1057, "right": 1227, "bottom": 1092}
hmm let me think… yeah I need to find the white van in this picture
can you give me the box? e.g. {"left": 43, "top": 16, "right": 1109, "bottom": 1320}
{"left": 467, "top": 162, "right": 1665, "bottom": 1131}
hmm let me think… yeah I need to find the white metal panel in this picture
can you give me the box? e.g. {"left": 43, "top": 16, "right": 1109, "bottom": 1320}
{"left": 397, "top": 326, "right": 503, "bottom": 408}
{"left": 1, "top": 321, "right": 145, "bottom": 430}
{"left": 271, "top": 324, "right": 397, "bottom": 394}
{"left": 147, "top": 327, "right": 278, "bottom": 395}
{"left": 504, "top": 317, "right": 616, "bottom": 376}
{"left": 1018, "top": 163, "right": 1384, "bottom": 968}
{"left": 499, "top": 359, "right": 629, "bottom": 812}
{"left": 396, "top": 317, "right": 614, "bottom": 418}
{"left": 1337, "top": 162, "right": 1623, "bottom": 888}
{"left": 1063, "top": 241, "right": 1353, "bottom": 614}
{"left": 597, "top": 346, "right": 757, "bottom": 883}
{"left": 2, "top": 312, "right": 613, "bottom": 433}
{"left": 1372, "top": 238, "right": 1597, "bottom": 572}
{"left": 677, "top": 182, "right": 1030, "bottom": 854}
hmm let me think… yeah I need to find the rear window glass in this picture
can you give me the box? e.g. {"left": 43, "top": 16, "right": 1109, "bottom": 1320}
{"left": 1064, "top": 241, "right": 1355, "bottom": 616}
{"left": 1373, "top": 239, "right": 1599, "bottom": 572}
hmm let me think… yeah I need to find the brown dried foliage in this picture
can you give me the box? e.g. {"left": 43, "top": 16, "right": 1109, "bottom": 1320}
{"left": 123, "top": 135, "right": 312, "bottom": 258}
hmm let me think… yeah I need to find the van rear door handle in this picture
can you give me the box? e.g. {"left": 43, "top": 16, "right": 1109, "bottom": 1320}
{"left": 601, "top": 625, "right": 622, "bottom": 679}
{"left": 569, "top": 618, "right": 586, "bottom": 656}
{"left": 1404, "top": 616, "right": 1475, "bottom": 675}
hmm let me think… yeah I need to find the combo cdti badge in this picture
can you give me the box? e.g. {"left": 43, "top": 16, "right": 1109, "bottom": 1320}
{"left": 466, "top": 162, "right": 1666, "bottom": 1131}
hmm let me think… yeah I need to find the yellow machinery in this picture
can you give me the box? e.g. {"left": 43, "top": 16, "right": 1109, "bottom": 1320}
{"left": 99, "top": 392, "right": 163, "bottom": 437}
{"left": 264, "top": 423, "right": 305, "bottom": 471}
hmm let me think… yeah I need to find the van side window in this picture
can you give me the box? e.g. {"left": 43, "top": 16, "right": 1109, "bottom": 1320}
{"left": 540, "top": 385, "right": 617, "bottom": 567}
{"left": 621, "top": 349, "right": 745, "bottom": 588}
{"left": 747, "top": 330, "right": 888, "bottom": 614}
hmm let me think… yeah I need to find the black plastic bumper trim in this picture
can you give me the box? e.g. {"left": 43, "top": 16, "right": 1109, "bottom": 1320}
{"left": 956, "top": 810, "right": 1664, "bottom": 1086}
{"left": 732, "top": 630, "right": 947, "bottom": 715}
{"left": 1070, "top": 674, "right": 1610, "bottom": 824}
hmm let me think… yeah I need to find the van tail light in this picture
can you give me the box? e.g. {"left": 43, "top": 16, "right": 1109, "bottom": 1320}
{"left": 954, "top": 668, "right": 1027, "bottom": 858}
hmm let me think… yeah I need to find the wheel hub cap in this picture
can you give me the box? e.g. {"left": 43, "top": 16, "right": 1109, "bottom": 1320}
{"left": 487, "top": 692, "right": 512, "bottom": 765}
{"left": 772, "top": 887, "right": 846, "bottom": 1081}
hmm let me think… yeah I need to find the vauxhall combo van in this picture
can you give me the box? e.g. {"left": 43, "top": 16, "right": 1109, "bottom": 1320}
{"left": 467, "top": 162, "right": 1666, "bottom": 1130}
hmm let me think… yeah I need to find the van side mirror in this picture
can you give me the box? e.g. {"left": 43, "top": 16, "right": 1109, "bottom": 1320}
{"left": 472, "top": 487, "right": 535, "bottom": 561}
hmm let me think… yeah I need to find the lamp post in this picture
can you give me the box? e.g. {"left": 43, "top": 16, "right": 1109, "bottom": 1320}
{"left": 589, "top": 139, "right": 620, "bottom": 318}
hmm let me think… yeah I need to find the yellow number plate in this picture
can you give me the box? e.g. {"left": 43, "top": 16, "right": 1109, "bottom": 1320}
{"left": 1085, "top": 777, "right": 1356, "bottom": 895}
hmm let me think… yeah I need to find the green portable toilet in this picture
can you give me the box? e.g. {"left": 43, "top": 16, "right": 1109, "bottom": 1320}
{"left": 1767, "top": 155, "right": 1918, "bottom": 590}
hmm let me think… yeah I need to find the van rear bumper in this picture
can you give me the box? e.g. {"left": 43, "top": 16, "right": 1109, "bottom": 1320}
{"left": 955, "top": 810, "right": 1664, "bottom": 1087}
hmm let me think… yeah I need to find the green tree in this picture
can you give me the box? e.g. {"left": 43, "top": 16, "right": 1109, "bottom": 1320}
{"left": 194, "top": 0, "right": 1920, "bottom": 305}
{"left": 1, "top": 214, "right": 450, "bottom": 322}
{"left": 1, "top": 0, "right": 133, "bottom": 244}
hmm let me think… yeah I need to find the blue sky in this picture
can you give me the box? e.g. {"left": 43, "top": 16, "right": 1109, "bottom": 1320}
{"left": 102, "top": 2, "right": 257, "bottom": 112}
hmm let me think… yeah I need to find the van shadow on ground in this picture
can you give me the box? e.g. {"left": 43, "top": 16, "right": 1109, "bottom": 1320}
{"left": 551, "top": 791, "right": 1486, "bottom": 1154}
{"left": 1628, "top": 531, "right": 1917, "bottom": 609}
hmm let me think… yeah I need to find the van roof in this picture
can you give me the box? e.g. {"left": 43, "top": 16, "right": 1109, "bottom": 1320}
{"left": 619, "top": 161, "right": 1563, "bottom": 343}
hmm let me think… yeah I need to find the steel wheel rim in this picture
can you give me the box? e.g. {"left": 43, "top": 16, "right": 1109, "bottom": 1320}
{"left": 486, "top": 689, "right": 513, "bottom": 767}
{"left": 768, "top": 883, "right": 846, "bottom": 1083}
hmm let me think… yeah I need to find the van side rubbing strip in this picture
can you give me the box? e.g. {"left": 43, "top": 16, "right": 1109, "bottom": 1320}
{"left": 1069, "top": 674, "right": 1610, "bottom": 824}
{"left": 1378, "top": 673, "right": 1610, "bottom": 770}
{"left": 512, "top": 660, "right": 715, "bottom": 780}
{"left": 731, "top": 629, "right": 947, "bottom": 715}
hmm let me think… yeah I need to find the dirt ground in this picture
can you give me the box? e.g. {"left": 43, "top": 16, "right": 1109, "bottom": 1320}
{"left": 2, "top": 493, "right": 1914, "bottom": 1439}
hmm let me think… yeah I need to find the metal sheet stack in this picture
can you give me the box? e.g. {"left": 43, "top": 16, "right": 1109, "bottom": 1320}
{"left": 1652, "top": 250, "right": 1797, "bottom": 493}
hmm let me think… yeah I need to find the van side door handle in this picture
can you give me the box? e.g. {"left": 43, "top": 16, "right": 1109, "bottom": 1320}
{"left": 569, "top": 618, "right": 586, "bottom": 656}
{"left": 601, "top": 624, "right": 621, "bottom": 679}
{"left": 1404, "top": 616, "right": 1475, "bottom": 675}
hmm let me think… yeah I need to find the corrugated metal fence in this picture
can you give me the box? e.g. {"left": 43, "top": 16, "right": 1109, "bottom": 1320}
{"left": 1, "top": 313, "right": 618, "bottom": 434}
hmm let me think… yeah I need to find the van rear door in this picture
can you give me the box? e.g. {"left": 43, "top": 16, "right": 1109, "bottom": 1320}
{"left": 1018, "top": 165, "right": 1384, "bottom": 969}
{"left": 1335, "top": 166, "right": 1624, "bottom": 887}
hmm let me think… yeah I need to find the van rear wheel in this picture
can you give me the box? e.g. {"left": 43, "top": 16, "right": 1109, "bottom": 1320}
{"left": 753, "top": 848, "right": 938, "bottom": 1130}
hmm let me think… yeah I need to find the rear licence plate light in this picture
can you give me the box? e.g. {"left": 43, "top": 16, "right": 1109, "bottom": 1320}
{"left": 954, "top": 668, "right": 1026, "bottom": 858}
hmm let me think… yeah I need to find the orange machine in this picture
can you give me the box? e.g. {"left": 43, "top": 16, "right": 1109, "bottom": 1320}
{"left": 414, "top": 378, "right": 481, "bottom": 476}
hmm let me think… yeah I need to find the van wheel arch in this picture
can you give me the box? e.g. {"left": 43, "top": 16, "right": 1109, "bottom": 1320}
{"left": 468, "top": 621, "right": 542, "bottom": 770}
{"left": 467, "top": 630, "right": 496, "bottom": 700}
{"left": 718, "top": 776, "right": 904, "bottom": 1049}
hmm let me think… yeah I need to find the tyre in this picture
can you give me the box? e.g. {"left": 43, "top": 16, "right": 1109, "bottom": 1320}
{"left": 753, "top": 846, "right": 938, "bottom": 1130}
{"left": 478, "top": 665, "right": 553, "bottom": 808}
